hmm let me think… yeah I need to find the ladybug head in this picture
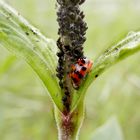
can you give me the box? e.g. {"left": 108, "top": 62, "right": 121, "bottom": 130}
{"left": 77, "top": 57, "right": 87, "bottom": 66}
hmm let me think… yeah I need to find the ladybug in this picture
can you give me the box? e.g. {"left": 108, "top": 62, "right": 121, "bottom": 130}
{"left": 69, "top": 57, "right": 93, "bottom": 89}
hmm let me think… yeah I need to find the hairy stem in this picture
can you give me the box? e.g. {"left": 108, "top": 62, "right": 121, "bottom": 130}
{"left": 55, "top": 100, "right": 85, "bottom": 140}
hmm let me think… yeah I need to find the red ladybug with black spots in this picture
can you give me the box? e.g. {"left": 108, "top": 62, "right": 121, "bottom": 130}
{"left": 69, "top": 57, "right": 93, "bottom": 89}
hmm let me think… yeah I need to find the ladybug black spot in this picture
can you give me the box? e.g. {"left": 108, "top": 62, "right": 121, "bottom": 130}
{"left": 81, "top": 66, "right": 87, "bottom": 71}
{"left": 78, "top": 73, "right": 83, "bottom": 79}
{"left": 81, "top": 59, "right": 85, "bottom": 64}
{"left": 75, "top": 71, "right": 80, "bottom": 75}
{"left": 72, "top": 77, "right": 78, "bottom": 83}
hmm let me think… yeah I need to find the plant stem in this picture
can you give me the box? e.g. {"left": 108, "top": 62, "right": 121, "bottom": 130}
{"left": 56, "top": 0, "right": 88, "bottom": 112}
{"left": 55, "top": 100, "right": 85, "bottom": 140}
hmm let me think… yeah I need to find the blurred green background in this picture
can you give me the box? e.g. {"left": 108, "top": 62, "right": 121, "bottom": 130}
{"left": 0, "top": 0, "right": 140, "bottom": 140}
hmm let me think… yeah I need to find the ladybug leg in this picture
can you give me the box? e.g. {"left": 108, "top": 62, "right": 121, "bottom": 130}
{"left": 87, "top": 61, "right": 93, "bottom": 73}
{"left": 69, "top": 73, "right": 72, "bottom": 78}
{"left": 71, "top": 75, "right": 80, "bottom": 89}
{"left": 71, "top": 64, "right": 76, "bottom": 71}
{"left": 73, "top": 84, "right": 79, "bottom": 90}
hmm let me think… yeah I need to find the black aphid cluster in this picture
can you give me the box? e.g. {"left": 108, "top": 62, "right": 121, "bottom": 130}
{"left": 56, "top": 38, "right": 65, "bottom": 88}
{"left": 56, "top": 0, "right": 87, "bottom": 112}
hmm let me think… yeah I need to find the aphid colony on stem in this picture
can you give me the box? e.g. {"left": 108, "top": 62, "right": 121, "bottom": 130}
{"left": 56, "top": 37, "right": 93, "bottom": 89}
{"left": 56, "top": 0, "right": 93, "bottom": 111}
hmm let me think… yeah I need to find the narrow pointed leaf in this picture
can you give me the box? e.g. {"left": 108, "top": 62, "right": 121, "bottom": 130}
{"left": 0, "top": 1, "right": 63, "bottom": 111}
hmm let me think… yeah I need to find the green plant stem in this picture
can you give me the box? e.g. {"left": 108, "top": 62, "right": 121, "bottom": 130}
{"left": 55, "top": 100, "right": 85, "bottom": 140}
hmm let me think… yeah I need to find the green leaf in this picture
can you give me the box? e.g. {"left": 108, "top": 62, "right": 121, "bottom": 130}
{"left": 0, "top": 1, "right": 63, "bottom": 111}
{"left": 90, "top": 117, "right": 124, "bottom": 140}
{"left": 71, "top": 31, "right": 140, "bottom": 112}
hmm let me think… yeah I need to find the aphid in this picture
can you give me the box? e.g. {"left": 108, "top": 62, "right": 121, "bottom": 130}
{"left": 69, "top": 57, "right": 93, "bottom": 89}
